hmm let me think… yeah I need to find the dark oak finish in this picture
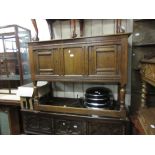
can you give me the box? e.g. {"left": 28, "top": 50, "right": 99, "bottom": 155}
{"left": 33, "top": 49, "right": 61, "bottom": 75}
{"left": 27, "top": 34, "right": 130, "bottom": 118}
{"left": 22, "top": 110, "right": 129, "bottom": 135}
{"left": 63, "top": 47, "right": 85, "bottom": 75}
{"left": 89, "top": 45, "right": 120, "bottom": 76}
{"left": 35, "top": 104, "right": 126, "bottom": 118}
{"left": 29, "top": 34, "right": 129, "bottom": 84}
{"left": 25, "top": 34, "right": 130, "bottom": 134}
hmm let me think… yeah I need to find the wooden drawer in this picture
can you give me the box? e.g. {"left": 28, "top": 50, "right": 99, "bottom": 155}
{"left": 22, "top": 112, "right": 53, "bottom": 134}
{"left": 87, "top": 119, "right": 127, "bottom": 135}
{"left": 54, "top": 118, "right": 86, "bottom": 135}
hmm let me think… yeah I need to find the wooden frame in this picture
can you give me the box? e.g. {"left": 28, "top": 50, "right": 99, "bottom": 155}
{"left": 27, "top": 33, "right": 130, "bottom": 119}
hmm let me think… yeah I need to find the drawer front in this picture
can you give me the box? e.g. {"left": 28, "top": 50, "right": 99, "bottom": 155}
{"left": 22, "top": 113, "right": 53, "bottom": 134}
{"left": 23, "top": 113, "right": 39, "bottom": 132}
{"left": 22, "top": 111, "right": 129, "bottom": 135}
{"left": 88, "top": 120, "right": 127, "bottom": 135}
{"left": 54, "top": 118, "right": 86, "bottom": 135}
{"left": 38, "top": 116, "right": 53, "bottom": 134}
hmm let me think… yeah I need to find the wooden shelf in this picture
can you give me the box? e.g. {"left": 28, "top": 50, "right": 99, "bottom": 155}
{"left": 36, "top": 97, "right": 123, "bottom": 118}
{"left": 133, "top": 43, "right": 155, "bottom": 47}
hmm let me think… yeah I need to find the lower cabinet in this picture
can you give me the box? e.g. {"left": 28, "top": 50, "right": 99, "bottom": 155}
{"left": 22, "top": 111, "right": 129, "bottom": 135}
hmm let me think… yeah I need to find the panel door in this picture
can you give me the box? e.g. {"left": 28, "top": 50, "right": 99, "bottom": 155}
{"left": 33, "top": 49, "right": 61, "bottom": 75}
{"left": 89, "top": 45, "right": 121, "bottom": 76}
{"left": 62, "top": 47, "right": 88, "bottom": 75}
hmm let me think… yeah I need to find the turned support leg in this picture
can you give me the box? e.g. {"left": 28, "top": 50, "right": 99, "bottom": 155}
{"left": 141, "top": 81, "right": 147, "bottom": 108}
{"left": 119, "top": 86, "right": 126, "bottom": 111}
{"left": 29, "top": 98, "right": 33, "bottom": 110}
{"left": 33, "top": 81, "right": 39, "bottom": 109}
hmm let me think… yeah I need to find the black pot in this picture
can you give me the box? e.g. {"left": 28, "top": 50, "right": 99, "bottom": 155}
{"left": 84, "top": 87, "right": 113, "bottom": 108}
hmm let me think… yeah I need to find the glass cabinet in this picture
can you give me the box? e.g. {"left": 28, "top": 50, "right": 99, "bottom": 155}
{"left": 0, "top": 25, "right": 31, "bottom": 94}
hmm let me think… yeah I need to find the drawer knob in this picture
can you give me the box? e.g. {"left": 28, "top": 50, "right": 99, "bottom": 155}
{"left": 62, "top": 122, "right": 66, "bottom": 126}
{"left": 73, "top": 125, "right": 78, "bottom": 129}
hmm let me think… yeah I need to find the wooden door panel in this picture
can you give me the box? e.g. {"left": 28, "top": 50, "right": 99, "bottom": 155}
{"left": 63, "top": 47, "right": 85, "bottom": 75}
{"left": 89, "top": 45, "right": 120, "bottom": 75}
{"left": 33, "top": 49, "right": 61, "bottom": 75}
{"left": 37, "top": 52, "right": 53, "bottom": 72}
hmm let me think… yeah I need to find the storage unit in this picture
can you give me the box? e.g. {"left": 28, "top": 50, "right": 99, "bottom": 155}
{"left": 0, "top": 25, "right": 31, "bottom": 94}
{"left": 22, "top": 110, "right": 129, "bottom": 135}
{"left": 21, "top": 33, "right": 130, "bottom": 135}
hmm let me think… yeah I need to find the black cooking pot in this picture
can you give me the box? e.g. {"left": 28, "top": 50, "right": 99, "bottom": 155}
{"left": 84, "top": 87, "right": 113, "bottom": 108}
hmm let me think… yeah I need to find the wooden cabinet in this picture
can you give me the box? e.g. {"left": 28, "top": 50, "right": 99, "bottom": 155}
{"left": 23, "top": 34, "right": 130, "bottom": 135}
{"left": 29, "top": 34, "right": 129, "bottom": 84}
{"left": 28, "top": 34, "right": 130, "bottom": 117}
{"left": 54, "top": 118, "right": 86, "bottom": 135}
{"left": 22, "top": 110, "right": 129, "bottom": 135}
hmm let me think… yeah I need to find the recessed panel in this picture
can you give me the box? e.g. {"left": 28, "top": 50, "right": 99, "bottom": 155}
{"left": 63, "top": 47, "right": 85, "bottom": 75}
{"left": 37, "top": 52, "right": 53, "bottom": 74}
{"left": 89, "top": 46, "right": 119, "bottom": 75}
{"left": 38, "top": 54, "right": 53, "bottom": 70}
{"left": 96, "top": 48, "right": 116, "bottom": 72}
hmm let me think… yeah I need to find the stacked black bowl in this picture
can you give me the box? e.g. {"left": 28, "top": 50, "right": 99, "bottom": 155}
{"left": 84, "top": 87, "right": 113, "bottom": 108}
